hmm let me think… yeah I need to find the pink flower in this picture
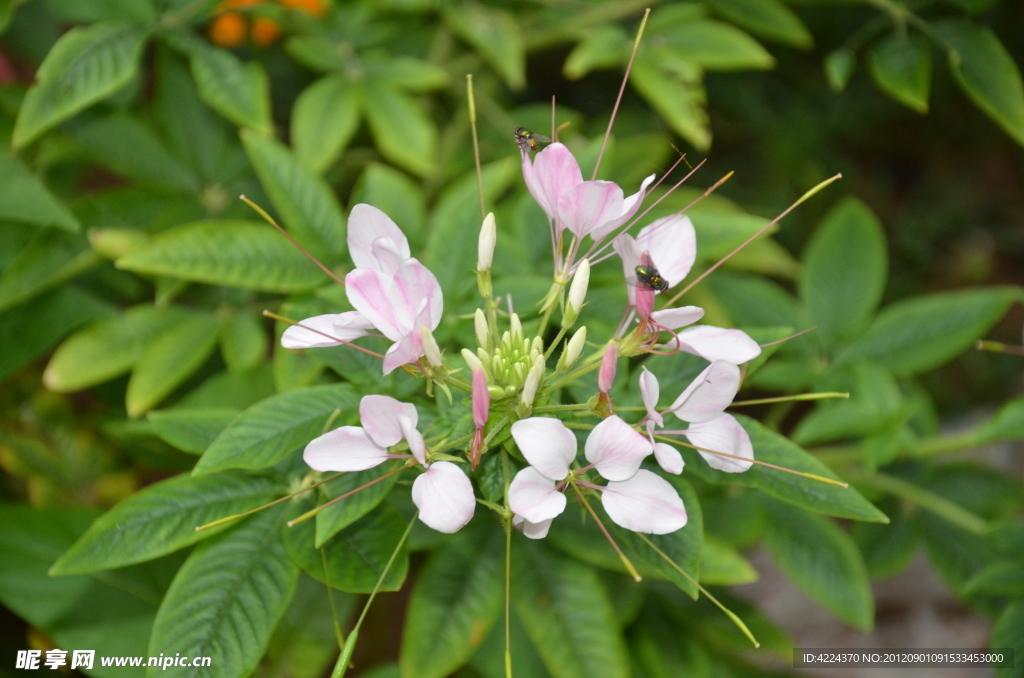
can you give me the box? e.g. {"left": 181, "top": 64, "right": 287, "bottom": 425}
{"left": 613, "top": 215, "right": 696, "bottom": 305}
{"left": 345, "top": 257, "right": 444, "bottom": 374}
{"left": 665, "top": 325, "right": 762, "bottom": 364}
{"left": 281, "top": 312, "right": 375, "bottom": 349}
{"left": 303, "top": 394, "right": 476, "bottom": 533}
{"left": 598, "top": 342, "right": 618, "bottom": 393}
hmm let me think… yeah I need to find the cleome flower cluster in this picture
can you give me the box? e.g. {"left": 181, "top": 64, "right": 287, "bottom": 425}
{"left": 283, "top": 139, "right": 765, "bottom": 542}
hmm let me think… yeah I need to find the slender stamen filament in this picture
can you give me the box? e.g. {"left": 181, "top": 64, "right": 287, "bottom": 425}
{"left": 263, "top": 310, "right": 386, "bottom": 360}
{"left": 570, "top": 482, "right": 642, "bottom": 582}
{"left": 240, "top": 196, "right": 346, "bottom": 286}
{"left": 194, "top": 472, "right": 345, "bottom": 532}
{"left": 287, "top": 465, "right": 408, "bottom": 527}
{"left": 759, "top": 326, "right": 818, "bottom": 347}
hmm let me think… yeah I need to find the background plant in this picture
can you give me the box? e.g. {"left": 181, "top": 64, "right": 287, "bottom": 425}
{"left": 0, "top": 0, "right": 1022, "bottom": 677}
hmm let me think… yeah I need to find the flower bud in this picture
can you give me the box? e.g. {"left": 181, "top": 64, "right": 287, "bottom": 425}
{"left": 462, "top": 348, "right": 483, "bottom": 372}
{"left": 477, "top": 212, "right": 496, "bottom": 271}
{"left": 557, "top": 326, "right": 587, "bottom": 371}
{"left": 598, "top": 341, "right": 618, "bottom": 393}
{"left": 563, "top": 259, "right": 590, "bottom": 328}
{"left": 472, "top": 367, "right": 490, "bottom": 428}
{"left": 520, "top": 355, "right": 544, "bottom": 407}
{"left": 421, "top": 328, "right": 443, "bottom": 367}
{"left": 510, "top": 313, "right": 523, "bottom": 344}
{"left": 474, "top": 308, "right": 489, "bottom": 350}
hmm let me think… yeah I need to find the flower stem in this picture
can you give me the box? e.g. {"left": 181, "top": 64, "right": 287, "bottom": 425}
{"left": 634, "top": 533, "right": 759, "bottom": 648}
{"left": 532, "top": 403, "right": 592, "bottom": 413}
{"left": 287, "top": 465, "right": 407, "bottom": 527}
{"left": 466, "top": 74, "right": 486, "bottom": 220}
{"left": 591, "top": 8, "right": 650, "bottom": 181}
{"left": 502, "top": 450, "right": 513, "bottom": 678}
{"left": 730, "top": 392, "right": 849, "bottom": 407}
{"left": 195, "top": 472, "right": 345, "bottom": 531}
{"left": 330, "top": 512, "right": 418, "bottom": 678}
{"left": 320, "top": 546, "right": 346, "bottom": 650}
{"left": 570, "top": 482, "right": 642, "bottom": 582}
{"left": 241, "top": 196, "right": 346, "bottom": 286}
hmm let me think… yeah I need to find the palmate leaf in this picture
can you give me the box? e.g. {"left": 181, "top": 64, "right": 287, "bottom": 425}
{"left": 291, "top": 74, "right": 360, "bottom": 175}
{"left": 116, "top": 221, "right": 329, "bottom": 293}
{"left": 12, "top": 21, "right": 150, "bottom": 148}
{"left": 50, "top": 471, "right": 285, "bottom": 575}
{"left": 680, "top": 415, "right": 888, "bottom": 522}
{"left": 400, "top": 521, "right": 505, "bottom": 678}
{"left": 0, "top": 152, "right": 80, "bottom": 231}
{"left": 194, "top": 382, "right": 359, "bottom": 475}
{"left": 148, "top": 506, "right": 298, "bottom": 678}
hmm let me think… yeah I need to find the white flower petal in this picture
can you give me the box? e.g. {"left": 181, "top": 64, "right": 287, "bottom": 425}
{"left": 584, "top": 415, "right": 653, "bottom": 482}
{"left": 360, "top": 395, "right": 418, "bottom": 448}
{"left": 389, "top": 258, "right": 444, "bottom": 333}
{"left": 513, "top": 514, "right": 554, "bottom": 540}
{"left": 509, "top": 466, "right": 568, "bottom": 524}
{"left": 281, "top": 314, "right": 350, "bottom": 349}
{"left": 685, "top": 413, "right": 754, "bottom": 473}
{"left": 399, "top": 415, "right": 426, "bottom": 465}
{"left": 672, "top": 326, "right": 762, "bottom": 364}
{"left": 510, "top": 417, "right": 578, "bottom": 481}
{"left": 303, "top": 427, "right": 388, "bottom": 472}
{"left": 612, "top": 234, "right": 641, "bottom": 305}
{"left": 649, "top": 306, "right": 705, "bottom": 331}
{"left": 602, "top": 469, "right": 687, "bottom": 534}
{"left": 635, "top": 215, "right": 696, "bottom": 287}
{"left": 346, "top": 267, "right": 403, "bottom": 340}
{"left": 668, "top": 361, "right": 741, "bottom": 424}
{"left": 638, "top": 367, "right": 663, "bottom": 427}
{"left": 412, "top": 461, "right": 476, "bottom": 533}
{"left": 654, "top": 442, "right": 684, "bottom": 475}
{"left": 347, "top": 204, "right": 410, "bottom": 274}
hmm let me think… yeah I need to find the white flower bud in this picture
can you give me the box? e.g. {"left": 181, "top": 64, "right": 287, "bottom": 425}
{"left": 474, "top": 308, "right": 489, "bottom": 350}
{"left": 558, "top": 326, "right": 587, "bottom": 372}
{"left": 510, "top": 313, "right": 523, "bottom": 344}
{"left": 462, "top": 348, "right": 483, "bottom": 372}
{"left": 478, "top": 212, "right": 496, "bottom": 271}
{"left": 520, "top": 356, "right": 544, "bottom": 407}
{"left": 421, "top": 328, "right": 443, "bottom": 367}
{"left": 564, "top": 259, "right": 590, "bottom": 327}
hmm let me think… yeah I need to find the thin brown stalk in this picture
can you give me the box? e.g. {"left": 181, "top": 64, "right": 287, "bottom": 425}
{"left": 240, "top": 195, "right": 346, "bottom": 286}
{"left": 263, "top": 310, "right": 386, "bottom": 360}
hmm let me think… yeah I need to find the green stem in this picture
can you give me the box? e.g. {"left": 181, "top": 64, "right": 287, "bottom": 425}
{"left": 542, "top": 348, "right": 605, "bottom": 393}
{"left": 730, "top": 392, "right": 849, "bottom": 407}
{"left": 320, "top": 547, "right": 346, "bottom": 650}
{"left": 502, "top": 449, "right": 513, "bottom": 678}
{"left": 848, "top": 471, "right": 987, "bottom": 535}
{"left": 195, "top": 472, "right": 345, "bottom": 531}
{"left": 532, "top": 403, "right": 592, "bottom": 413}
{"left": 544, "top": 325, "right": 569, "bottom": 360}
{"left": 813, "top": 429, "right": 983, "bottom": 466}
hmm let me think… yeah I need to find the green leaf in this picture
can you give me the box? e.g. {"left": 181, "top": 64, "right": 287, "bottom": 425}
{"left": 964, "top": 560, "right": 1024, "bottom": 595}
{"left": 283, "top": 498, "right": 410, "bottom": 593}
{"left": 659, "top": 19, "right": 775, "bottom": 71}
{"left": 400, "top": 523, "right": 504, "bottom": 678}
{"left": 241, "top": 129, "right": 347, "bottom": 257}
{"left": 918, "top": 512, "right": 999, "bottom": 593}
{"left": 931, "top": 19, "right": 1024, "bottom": 147}
{"left": 513, "top": 541, "right": 631, "bottom": 678}
{"left": 706, "top": 271, "right": 804, "bottom": 330}
{"left": 423, "top": 157, "right": 518, "bottom": 296}
{"left": 126, "top": 313, "right": 220, "bottom": 417}
{"left": 630, "top": 60, "right": 710, "bottom": 151}
{"left": 351, "top": 163, "right": 426, "bottom": 250}
{"left": 12, "top": 21, "right": 149, "bottom": 148}
{"left": 711, "top": 0, "right": 812, "bottom": 49}
{"left": 0, "top": 230, "right": 97, "bottom": 314}
{"left": 836, "top": 286, "right": 1020, "bottom": 376}
{"left": 0, "top": 152, "right": 79, "bottom": 230}
{"left": 315, "top": 462, "right": 403, "bottom": 547}
{"left": 264, "top": 572, "right": 353, "bottom": 678}
{"left": 44, "top": 304, "right": 188, "bottom": 392}
{"left": 682, "top": 415, "right": 889, "bottom": 522}
{"left": 182, "top": 38, "right": 272, "bottom": 136}
{"left": 0, "top": 287, "right": 113, "bottom": 381}
{"left": 148, "top": 506, "right": 298, "bottom": 678}
{"left": 792, "top": 362, "right": 902, "bottom": 445}
{"left": 365, "top": 55, "right": 450, "bottom": 93}
{"left": 69, "top": 112, "right": 200, "bottom": 191}
{"left": 291, "top": 74, "right": 360, "bottom": 174}
{"left": 869, "top": 32, "right": 931, "bottom": 113}
{"left": 851, "top": 507, "right": 919, "bottom": 580}
{"left": 824, "top": 49, "right": 856, "bottom": 92}
{"left": 116, "top": 221, "right": 329, "bottom": 293}
{"left": 699, "top": 535, "right": 758, "bottom": 585}
{"left": 43, "top": 0, "right": 156, "bottom": 23}
{"left": 444, "top": 2, "right": 525, "bottom": 89}
{"left": 763, "top": 499, "right": 874, "bottom": 630}
{"left": 361, "top": 82, "right": 437, "bottom": 177}
{"left": 564, "top": 26, "right": 629, "bottom": 80}
{"left": 50, "top": 471, "right": 284, "bottom": 575}
{"left": 194, "top": 382, "right": 359, "bottom": 475}
{"left": 976, "top": 396, "right": 1024, "bottom": 444}
{"left": 799, "top": 197, "right": 887, "bottom": 349}
{"left": 992, "top": 600, "right": 1024, "bottom": 678}
{"left": 219, "top": 311, "right": 267, "bottom": 373}
{"left": 148, "top": 408, "right": 241, "bottom": 454}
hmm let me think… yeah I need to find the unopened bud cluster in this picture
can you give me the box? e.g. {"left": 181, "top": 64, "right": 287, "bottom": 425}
{"left": 466, "top": 313, "right": 545, "bottom": 400}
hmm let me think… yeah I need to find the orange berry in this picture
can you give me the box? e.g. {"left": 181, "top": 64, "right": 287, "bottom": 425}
{"left": 251, "top": 16, "right": 282, "bottom": 47}
{"left": 209, "top": 12, "right": 247, "bottom": 48}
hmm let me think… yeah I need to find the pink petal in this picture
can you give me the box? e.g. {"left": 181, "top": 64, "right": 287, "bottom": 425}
{"left": 649, "top": 306, "right": 705, "bottom": 331}
{"left": 598, "top": 342, "right": 618, "bottom": 393}
{"left": 509, "top": 466, "right": 567, "bottom": 524}
{"left": 369, "top": 236, "right": 407, "bottom": 275}
{"left": 685, "top": 413, "right": 754, "bottom": 473}
{"left": 412, "top": 461, "right": 476, "bottom": 533}
{"left": 529, "top": 143, "right": 583, "bottom": 223}
{"left": 303, "top": 427, "right": 388, "bottom": 472}
{"left": 612, "top": 234, "right": 641, "bottom": 305}
{"left": 638, "top": 367, "right": 663, "bottom": 427}
{"left": 635, "top": 215, "right": 696, "bottom": 287}
{"left": 602, "top": 469, "right": 687, "bottom": 534}
{"left": 635, "top": 286, "right": 655, "bottom": 322}
{"left": 513, "top": 514, "right": 553, "bottom": 540}
{"left": 584, "top": 415, "right": 653, "bottom": 482}
{"left": 472, "top": 367, "right": 490, "bottom": 429}
{"left": 399, "top": 415, "right": 425, "bottom": 465}
{"left": 671, "top": 326, "right": 762, "bottom": 364}
{"left": 510, "top": 417, "right": 577, "bottom": 481}
{"left": 654, "top": 443, "right": 684, "bottom": 475}
{"left": 389, "top": 258, "right": 443, "bottom": 333}
{"left": 281, "top": 313, "right": 369, "bottom": 349}
{"left": 668, "top": 360, "right": 740, "bottom": 424}
{"left": 382, "top": 330, "right": 423, "bottom": 375}
{"left": 590, "top": 173, "right": 657, "bottom": 242}
{"left": 346, "top": 267, "right": 403, "bottom": 340}
{"left": 347, "top": 204, "right": 410, "bottom": 274}
{"left": 360, "top": 395, "right": 418, "bottom": 447}
{"left": 557, "top": 181, "right": 624, "bottom": 238}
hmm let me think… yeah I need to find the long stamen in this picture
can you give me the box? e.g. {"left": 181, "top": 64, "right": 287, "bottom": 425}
{"left": 663, "top": 173, "right": 843, "bottom": 307}
{"left": 976, "top": 339, "right": 1024, "bottom": 356}
{"left": 591, "top": 8, "right": 651, "bottom": 181}
{"left": 263, "top": 310, "right": 386, "bottom": 360}
{"left": 570, "top": 482, "right": 642, "bottom": 582}
{"left": 287, "top": 465, "right": 407, "bottom": 527}
{"left": 240, "top": 196, "right": 347, "bottom": 286}
{"left": 730, "top": 392, "right": 849, "bottom": 407}
{"left": 194, "top": 472, "right": 345, "bottom": 531}
{"left": 467, "top": 74, "right": 485, "bottom": 220}
{"left": 759, "top": 326, "right": 818, "bottom": 347}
